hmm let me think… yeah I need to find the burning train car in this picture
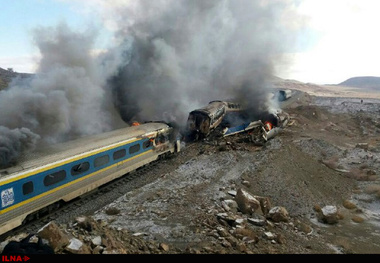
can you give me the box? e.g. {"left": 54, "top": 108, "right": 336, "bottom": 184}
{"left": 222, "top": 109, "right": 290, "bottom": 143}
{"left": 185, "top": 98, "right": 290, "bottom": 143}
{"left": 185, "top": 101, "right": 243, "bottom": 141}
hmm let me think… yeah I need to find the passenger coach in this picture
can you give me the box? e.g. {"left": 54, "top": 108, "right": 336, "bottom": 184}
{"left": 0, "top": 122, "right": 180, "bottom": 235}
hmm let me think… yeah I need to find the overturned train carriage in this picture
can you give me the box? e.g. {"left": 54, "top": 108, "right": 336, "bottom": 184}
{"left": 186, "top": 101, "right": 243, "bottom": 140}
{"left": 0, "top": 122, "right": 180, "bottom": 236}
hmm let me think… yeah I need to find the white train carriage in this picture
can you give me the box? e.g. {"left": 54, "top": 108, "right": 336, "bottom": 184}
{"left": 0, "top": 122, "right": 180, "bottom": 236}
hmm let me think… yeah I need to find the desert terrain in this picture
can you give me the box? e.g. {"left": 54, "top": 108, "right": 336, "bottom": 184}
{"left": 2, "top": 81, "right": 380, "bottom": 255}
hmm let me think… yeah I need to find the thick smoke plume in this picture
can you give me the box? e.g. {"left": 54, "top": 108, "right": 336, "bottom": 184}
{"left": 0, "top": 127, "right": 40, "bottom": 168}
{"left": 107, "top": 0, "right": 300, "bottom": 123}
{"left": 0, "top": 23, "right": 126, "bottom": 167}
{"left": 0, "top": 0, "right": 302, "bottom": 167}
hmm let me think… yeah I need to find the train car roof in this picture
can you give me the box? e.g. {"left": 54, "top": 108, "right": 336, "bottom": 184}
{"left": 0, "top": 122, "right": 169, "bottom": 177}
{"left": 190, "top": 101, "right": 226, "bottom": 115}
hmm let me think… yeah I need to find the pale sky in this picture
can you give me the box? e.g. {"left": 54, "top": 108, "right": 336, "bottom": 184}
{"left": 1, "top": 0, "right": 379, "bottom": 85}
{"left": 283, "top": 0, "right": 380, "bottom": 84}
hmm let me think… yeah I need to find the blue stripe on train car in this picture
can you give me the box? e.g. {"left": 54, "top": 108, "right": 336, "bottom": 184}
{"left": 223, "top": 123, "right": 250, "bottom": 136}
{"left": 0, "top": 138, "right": 153, "bottom": 211}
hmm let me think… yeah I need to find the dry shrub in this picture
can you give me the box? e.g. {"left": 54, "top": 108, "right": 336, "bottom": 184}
{"left": 334, "top": 237, "right": 353, "bottom": 253}
{"left": 343, "top": 200, "right": 357, "bottom": 210}
{"left": 295, "top": 221, "right": 312, "bottom": 235}
{"left": 234, "top": 228, "right": 258, "bottom": 243}
{"left": 313, "top": 204, "right": 322, "bottom": 213}
{"left": 347, "top": 168, "right": 369, "bottom": 181}
{"left": 337, "top": 210, "right": 345, "bottom": 220}
{"left": 105, "top": 207, "right": 121, "bottom": 215}
{"left": 366, "top": 169, "right": 376, "bottom": 175}
{"left": 367, "top": 175, "right": 378, "bottom": 181}
{"left": 351, "top": 215, "right": 365, "bottom": 223}
{"left": 365, "top": 184, "right": 380, "bottom": 198}
{"left": 321, "top": 156, "right": 339, "bottom": 170}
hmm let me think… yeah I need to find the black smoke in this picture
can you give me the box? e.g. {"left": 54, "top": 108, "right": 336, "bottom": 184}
{"left": 0, "top": 127, "right": 40, "bottom": 168}
{"left": 0, "top": 23, "right": 127, "bottom": 168}
{"left": 0, "top": 0, "right": 303, "bottom": 168}
{"left": 107, "top": 0, "right": 300, "bottom": 124}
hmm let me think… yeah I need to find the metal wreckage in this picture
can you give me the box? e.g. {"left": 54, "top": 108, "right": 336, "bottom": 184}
{"left": 221, "top": 110, "right": 290, "bottom": 145}
{"left": 185, "top": 95, "right": 291, "bottom": 144}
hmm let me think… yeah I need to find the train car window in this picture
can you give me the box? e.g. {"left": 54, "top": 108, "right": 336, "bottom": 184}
{"left": 94, "top": 155, "right": 110, "bottom": 168}
{"left": 113, "top": 149, "right": 126, "bottom": 160}
{"left": 71, "top": 162, "right": 90, "bottom": 176}
{"left": 43, "top": 170, "right": 66, "bottom": 187}
{"left": 143, "top": 140, "right": 152, "bottom": 149}
{"left": 22, "top": 181, "right": 33, "bottom": 195}
{"left": 129, "top": 144, "right": 141, "bottom": 154}
{"left": 155, "top": 135, "right": 167, "bottom": 145}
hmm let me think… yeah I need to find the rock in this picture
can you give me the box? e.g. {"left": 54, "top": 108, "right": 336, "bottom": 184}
{"left": 234, "top": 218, "right": 245, "bottom": 226}
{"left": 255, "top": 196, "right": 272, "bottom": 215}
{"left": 228, "top": 190, "right": 237, "bottom": 197}
{"left": 37, "top": 221, "right": 70, "bottom": 252}
{"left": 221, "top": 201, "right": 231, "bottom": 211}
{"left": 0, "top": 240, "right": 9, "bottom": 253}
{"left": 91, "top": 236, "right": 102, "bottom": 247}
{"left": 217, "top": 227, "right": 230, "bottom": 238}
{"left": 235, "top": 188, "right": 260, "bottom": 215}
{"left": 242, "top": 180, "right": 251, "bottom": 187}
{"left": 159, "top": 243, "right": 170, "bottom": 252}
{"left": 222, "top": 199, "right": 238, "bottom": 213}
{"left": 132, "top": 232, "right": 146, "bottom": 237}
{"left": 263, "top": 232, "right": 275, "bottom": 240}
{"left": 65, "top": 238, "right": 91, "bottom": 254}
{"left": 247, "top": 215, "right": 267, "bottom": 227}
{"left": 223, "top": 200, "right": 238, "bottom": 211}
{"left": 216, "top": 213, "right": 237, "bottom": 226}
{"left": 267, "top": 206, "right": 289, "bottom": 222}
{"left": 318, "top": 205, "right": 339, "bottom": 224}
{"left": 221, "top": 239, "right": 232, "bottom": 248}
{"left": 75, "top": 216, "right": 93, "bottom": 232}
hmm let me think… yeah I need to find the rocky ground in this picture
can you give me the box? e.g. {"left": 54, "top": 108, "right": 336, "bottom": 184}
{"left": 2, "top": 88, "right": 380, "bottom": 254}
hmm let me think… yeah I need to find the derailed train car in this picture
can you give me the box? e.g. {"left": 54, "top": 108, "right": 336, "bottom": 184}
{"left": 222, "top": 109, "right": 290, "bottom": 143}
{"left": 186, "top": 101, "right": 243, "bottom": 140}
{"left": 275, "top": 89, "right": 292, "bottom": 102}
{"left": 0, "top": 122, "right": 180, "bottom": 236}
{"left": 186, "top": 98, "right": 290, "bottom": 142}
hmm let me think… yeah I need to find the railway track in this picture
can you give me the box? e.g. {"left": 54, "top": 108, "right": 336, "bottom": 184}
{"left": 0, "top": 160, "right": 161, "bottom": 241}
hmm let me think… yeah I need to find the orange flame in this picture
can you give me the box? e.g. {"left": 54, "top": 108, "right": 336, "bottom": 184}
{"left": 131, "top": 122, "right": 140, "bottom": 126}
{"left": 264, "top": 121, "right": 273, "bottom": 131}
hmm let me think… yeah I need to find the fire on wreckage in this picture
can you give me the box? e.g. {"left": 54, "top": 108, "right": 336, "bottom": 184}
{"left": 185, "top": 100, "right": 290, "bottom": 144}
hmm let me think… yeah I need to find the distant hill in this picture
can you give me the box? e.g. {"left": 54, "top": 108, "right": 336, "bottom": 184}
{"left": 338, "top": 76, "right": 380, "bottom": 90}
{"left": 0, "top": 67, "right": 33, "bottom": 90}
